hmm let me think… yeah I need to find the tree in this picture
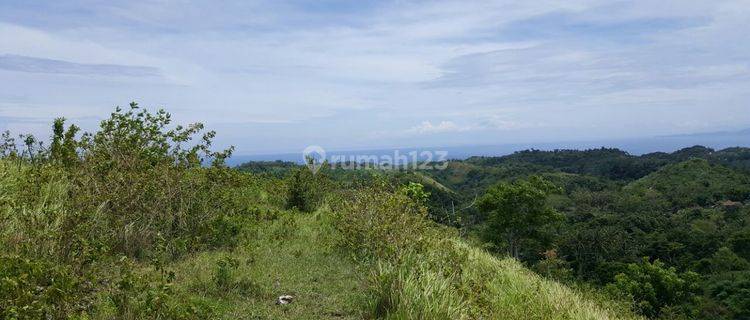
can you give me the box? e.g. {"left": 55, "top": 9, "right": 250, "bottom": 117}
{"left": 606, "top": 257, "right": 700, "bottom": 318}
{"left": 477, "top": 176, "right": 561, "bottom": 259}
{"left": 49, "top": 117, "right": 80, "bottom": 167}
{"left": 707, "top": 271, "right": 750, "bottom": 319}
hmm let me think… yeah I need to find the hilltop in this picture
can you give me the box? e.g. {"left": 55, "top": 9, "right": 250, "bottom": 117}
{"left": 0, "top": 106, "right": 636, "bottom": 319}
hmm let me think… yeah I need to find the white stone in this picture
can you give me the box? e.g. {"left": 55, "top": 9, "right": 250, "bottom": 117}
{"left": 276, "top": 295, "right": 294, "bottom": 305}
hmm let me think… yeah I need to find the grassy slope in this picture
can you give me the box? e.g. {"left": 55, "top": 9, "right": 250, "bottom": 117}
{"left": 454, "top": 241, "right": 635, "bottom": 319}
{"left": 156, "top": 212, "right": 636, "bottom": 319}
{"left": 165, "top": 213, "right": 368, "bottom": 319}
{"left": 1, "top": 159, "right": 635, "bottom": 319}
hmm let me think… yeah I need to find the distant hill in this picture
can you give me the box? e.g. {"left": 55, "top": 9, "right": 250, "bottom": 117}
{"left": 227, "top": 128, "right": 750, "bottom": 166}
{"left": 626, "top": 158, "right": 750, "bottom": 208}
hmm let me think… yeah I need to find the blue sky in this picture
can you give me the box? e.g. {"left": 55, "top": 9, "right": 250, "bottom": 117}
{"left": 0, "top": 0, "right": 749, "bottom": 154}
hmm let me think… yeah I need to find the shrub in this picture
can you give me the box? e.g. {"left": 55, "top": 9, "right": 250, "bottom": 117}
{"left": 285, "top": 167, "right": 329, "bottom": 212}
{"left": 0, "top": 104, "right": 259, "bottom": 318}
{"left": 1, "top": 103, "right": 251, "bottom": 260}
{"left": 328, "top": 187, "right": 434, "bottom": 261}
{"left": 107, "top": 257, "right": 213, "bottom": 319}
{"left": 0, "top": 255, "right": 89, "bottom": 319}
{"left": 213, "top": 256, "right": 240, "bottom": 290}
{"left": 199, "top": 214, "right": 244, "bottom": 250}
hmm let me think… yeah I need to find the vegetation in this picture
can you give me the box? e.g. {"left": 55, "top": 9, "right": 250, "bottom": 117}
{"left": 605, "top": 258, "right": 700, "bottom": 318}
{"left": 8, "top": 103, "right": 750, "bottom": 319}
{"left": 477, "top": 176, "right": 562, "bottom": 258}
{"left": 413, "top": 146, "right": 750, "bottom": 319}
{"left": 326, "top": 183, "right": 635, "bottom": 319}
{"left": 244, "top": 144, "right": 750, "bottom": 318}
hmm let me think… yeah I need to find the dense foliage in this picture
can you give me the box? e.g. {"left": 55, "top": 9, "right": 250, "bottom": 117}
{"left": 477, "top": 176, "right": 562, "bottom": 258}
{"left": 419, "top": 146, "right": 750, "bottom": 319}
{"left": 235, "top": 145, "right": 750, "bottom": 318}
{"left": 0, "top": 104, "right": 276, "bottom": 318}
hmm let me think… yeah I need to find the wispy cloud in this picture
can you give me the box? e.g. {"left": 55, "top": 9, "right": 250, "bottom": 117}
{"left": 0, "top": 54, "right": 160, "bottom": 77}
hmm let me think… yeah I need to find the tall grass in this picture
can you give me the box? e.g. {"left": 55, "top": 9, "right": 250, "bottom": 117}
{"left": 328, "top": 186, "right": 640, "bottom": 319}
{"left": 366, "top": 252, "right": 469, "bottom": 319}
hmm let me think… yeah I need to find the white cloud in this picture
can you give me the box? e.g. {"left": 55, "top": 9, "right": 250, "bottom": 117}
{"left": 404, "top": 116, "right": 540, "bottom": 136}
{"left": 407, "top": 121, "right": 469, "bottom": 135}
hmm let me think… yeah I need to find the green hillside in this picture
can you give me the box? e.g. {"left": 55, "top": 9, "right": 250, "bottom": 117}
{"left": 627, "top": 158, "right": 750, "bottom": 208}
{"left": 410, "top": 149, "right": 750, "bottom": 319}
{"left": 236, "top": 145, "right": 750, "bottom": 318}
{"left": 0, "top": 106, "right": 635, "bottom": 319}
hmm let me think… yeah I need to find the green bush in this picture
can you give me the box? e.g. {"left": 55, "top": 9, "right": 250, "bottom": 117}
{"left": 285, "top": 167, "right": 330, "bottom": 212}
{"left": 107, "top": 258, "right": 213, "bottom": 319}
{"left": 213, "top": 256, "right": 240, "bottom": 290}
{"left": 0, "top": 104, "right": 263, "bottom": 318}
{"left": 199, "top": 214, "right": 244, "bottom": 250}
{"left": 0, "top": 255, "right": 88, "bottom": 319}
{"left": 0, "top": 103, "right": 254, "bottom": 261}
{"left": 329, "top": 187, "right": 434, "bottom": 261}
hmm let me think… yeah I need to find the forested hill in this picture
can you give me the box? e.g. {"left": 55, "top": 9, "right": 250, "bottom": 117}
{"left": 462, "top": 145, "right": 750, "bottom": 181}
{"left": 239, "top": 145, "right": 750, "bottom": 318}
{"left": 413, "top": 146, "right": 750, "bottom": 319}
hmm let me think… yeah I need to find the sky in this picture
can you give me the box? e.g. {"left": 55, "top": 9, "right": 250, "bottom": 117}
{"left": 0, "top": 0, "right": 749, "bottom": 155}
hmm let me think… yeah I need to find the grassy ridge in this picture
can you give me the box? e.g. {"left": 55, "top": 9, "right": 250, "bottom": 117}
{"left": 1, "top": 106, "right": 638, "bottom": 319}
{"left": 163, "top": 212, "right": 367, "bottom": 319}
{"left": 0, "top": 155, "right": 637, "bottom": 319}
{"left": 161, "top": 209, "right": 638, "bottom": 319}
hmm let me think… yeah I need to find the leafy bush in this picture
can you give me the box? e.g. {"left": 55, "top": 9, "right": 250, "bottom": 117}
{"left": 399, "top": 182, "right": 431, "bottom": 206}
{"left": 0, "top": 255, "right": 89, "bottom": 319}
{"left": 285, "top": 167, "right": 330, "bottom": 212}
{"left": 329, "top": 187, "right": 434, "bottom": 261}
{"left": 1, "top": 103, "right": 253, "bottom": 261}
{"left": 199, "top": 214, "right": 244, "bottom": 250}
{"left": 0, "top": 104, "right": 263, "bottom": 318}
{"left": 107, "top": 258, "right": 213, "bottom": 319}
